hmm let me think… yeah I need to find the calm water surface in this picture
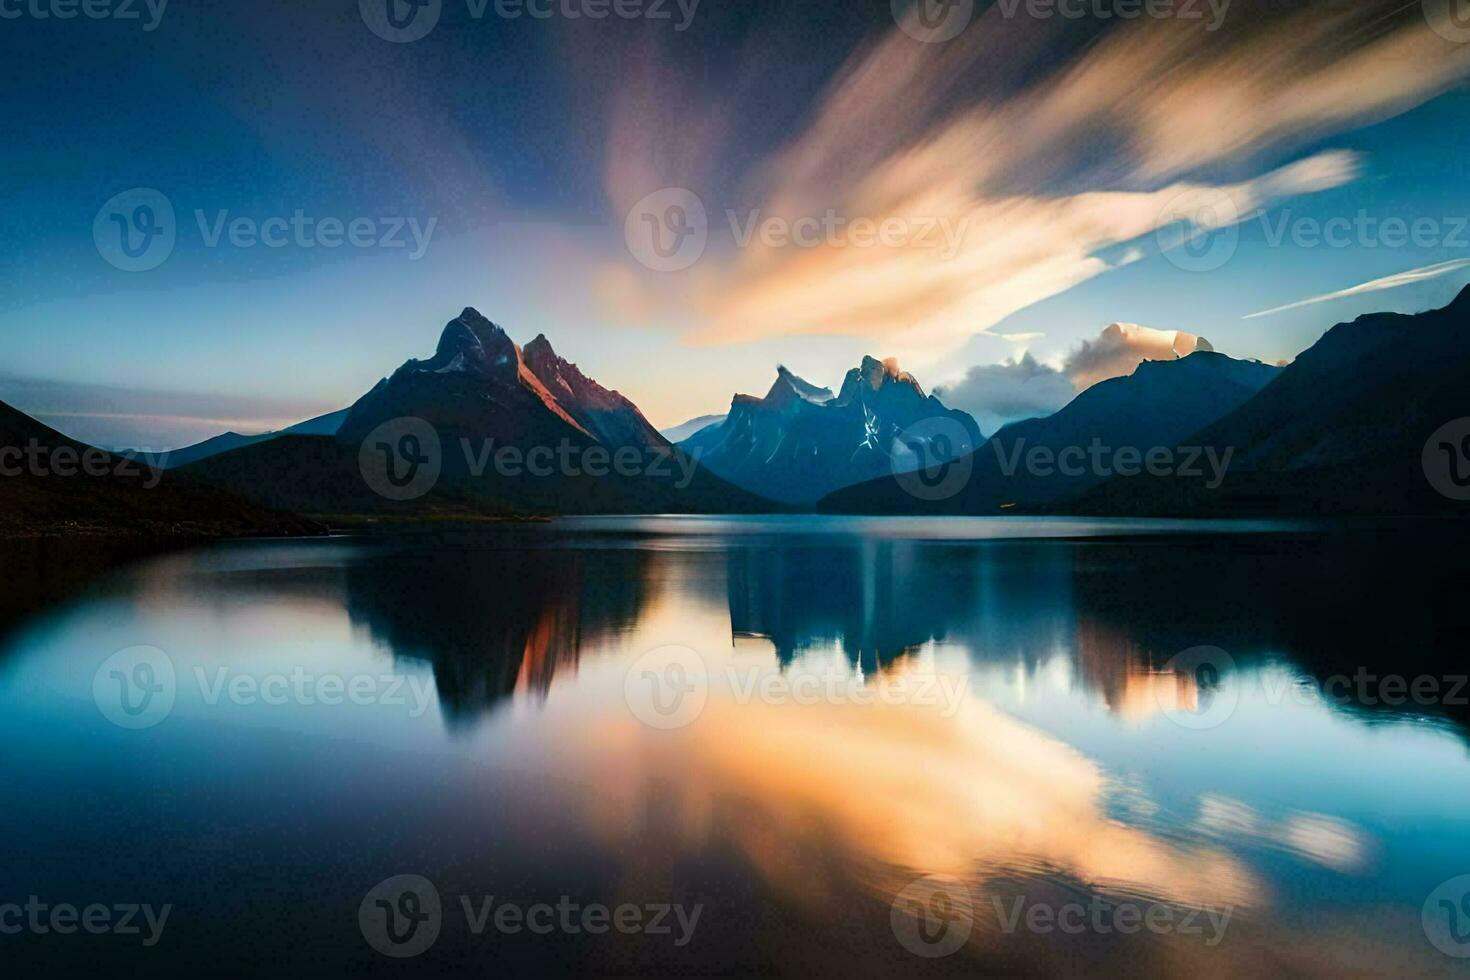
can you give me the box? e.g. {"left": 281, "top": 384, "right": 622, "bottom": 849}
{"left": 2, "top": 516, "right": 1468, "bottom": 976}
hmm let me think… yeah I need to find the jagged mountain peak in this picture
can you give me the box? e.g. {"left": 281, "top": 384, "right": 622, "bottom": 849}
{"left": 687, "top": 354, "right": 979, "bottom": 505}
{"left": 837, "top": 355, "right": 925, "bottom": 405}
{"left": 765, "top": 366, "right": 835, "bottom": 407}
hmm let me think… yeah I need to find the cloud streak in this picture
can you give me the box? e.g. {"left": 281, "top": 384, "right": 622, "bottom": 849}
{"left": 1242, "top": 259, "right": 1470, "bottom": 319}
{"left": 606, "top": 3, "right": 1470, "bottom": 363}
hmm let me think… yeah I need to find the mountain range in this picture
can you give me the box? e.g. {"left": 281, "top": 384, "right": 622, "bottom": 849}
{"left": 4, "top": 287, "right": 1468, "bottom": 536}
{"left": 678, "top": 358, "right": 983, "bottom": 506}
{"left": 165, "top": 409, "right": 349, "bottom": 469}
{"left": 184, "top": 309, "right": 770, "bottom": 518}
{"left": 1070, "top": 283, "right": 1470, "bottom": 515}
{"left": 822, "top": 349, "right": 1280, "bottom": 513}
{"left": 825, "top": 285, "right": 1470, "bottom": 516}
{"left": 0, "top": 399, "right": 318, "bottom": 538}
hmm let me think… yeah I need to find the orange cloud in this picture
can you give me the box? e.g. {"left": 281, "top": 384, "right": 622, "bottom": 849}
{"left": 604, "top": 4, "right": 1470, "bottom": 364}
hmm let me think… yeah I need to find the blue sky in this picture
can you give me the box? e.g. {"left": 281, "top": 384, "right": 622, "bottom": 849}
{"left": 2, "top": 0, "right": 1468, "bottom": 448}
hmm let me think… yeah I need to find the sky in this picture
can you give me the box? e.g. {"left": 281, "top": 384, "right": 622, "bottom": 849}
{"left": 2, "top": 0, "right": 1469, "bottom": 449}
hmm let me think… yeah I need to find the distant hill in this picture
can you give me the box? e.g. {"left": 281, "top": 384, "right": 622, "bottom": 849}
{"left": 660, "top": 413, "right": 727, "bottom": 444}
{"left": 821, "top": 350, "right": 1279, "bottom": 514}
{"left": 681, "top": 359, "right": 981, "bottom": 506}
{"left": 0, "top": 399, "right": 320, "bottom": 538}
{"left": 1071, "top": 285, "right": 1470, "bottom": 516}
{"left": 165, "top": 409, "right": 349, "bottom": 469}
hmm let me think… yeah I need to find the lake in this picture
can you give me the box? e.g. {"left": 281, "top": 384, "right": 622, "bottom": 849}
{"left": 2, "top": 516, "right": 1469, "bottom": 976}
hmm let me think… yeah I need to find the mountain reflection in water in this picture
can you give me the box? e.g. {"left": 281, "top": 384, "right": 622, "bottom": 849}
{"left": 2, "top": 518, "right": 1467, "bottom": 976}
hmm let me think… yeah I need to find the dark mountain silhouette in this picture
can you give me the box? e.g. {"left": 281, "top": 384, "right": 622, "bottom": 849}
{"left": 1072, "top": 285, "right": 1470, "bottom": 515}
{"left": 681, "top": 358, "right": 982, "bottom": 506}
{"left": 187, "top": 309, "right": 775, "bottom": 518}
{"left": 164, "top": 408, "right": 349, "bottom": 469}
{"left": 821, "top": 350, "right": 1279, "bottom": 514}
{"left": 0, "top": 399, "right": 319, "bottom": 538}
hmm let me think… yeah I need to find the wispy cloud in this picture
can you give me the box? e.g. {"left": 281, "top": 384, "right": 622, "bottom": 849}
{"left": 1242, "top": 259, "right": 1470, "bottom": 319}
{"left": 605, "top": 3, "right": 1470, "bottom": 364}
